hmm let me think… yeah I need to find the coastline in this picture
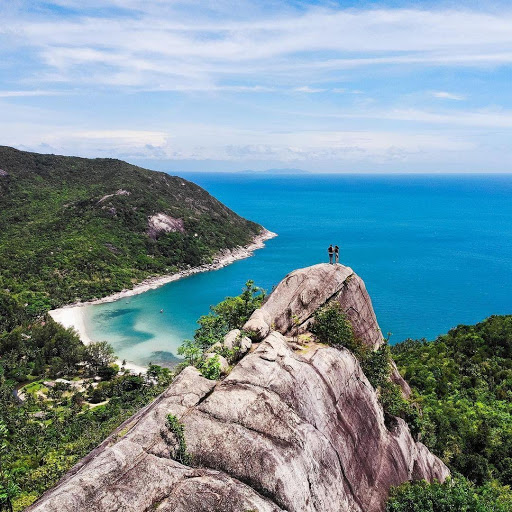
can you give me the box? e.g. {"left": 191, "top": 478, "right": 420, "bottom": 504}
{"left": 48, "top": 228, "right": 277, "bottom": 371}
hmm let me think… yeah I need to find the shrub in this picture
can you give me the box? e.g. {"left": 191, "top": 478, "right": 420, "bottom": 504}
{"left": 311, "top": 302, "right": 355, "bottom": 349}
{"left": 198, "top": 355, "right": 221, "bottom": 381}
{"left": 360, "top": 342, "right": 392, "bottom": 390}
{"left": 97, "top": 365, "right": 117, "bottom": 381}
{"left": 166, "top": 414, "right": 191, "bottom": 465}
{"left": 178, "top": 281, "right": 264, "bottom": 370}
{"left": 386, "top": 477, "right": 512, "bottom": 512}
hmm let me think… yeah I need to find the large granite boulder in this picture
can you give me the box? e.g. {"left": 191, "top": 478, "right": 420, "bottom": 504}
{"left": 28, "top": 333, "right": 448, "bottom": 512}
{"left": 243, "top": 263, "right": 382, "bottom": 347}
{"left": 244, "top": 263, "right": 411, "bottom": 396}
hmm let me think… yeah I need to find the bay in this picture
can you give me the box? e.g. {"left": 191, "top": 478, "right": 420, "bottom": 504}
{"left": 85, "top": 173, "right": 512, "bottom": 367}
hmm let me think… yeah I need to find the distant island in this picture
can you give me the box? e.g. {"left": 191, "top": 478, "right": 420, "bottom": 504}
{"left": 241, "top": 167, "right": 311, "bottom": 175}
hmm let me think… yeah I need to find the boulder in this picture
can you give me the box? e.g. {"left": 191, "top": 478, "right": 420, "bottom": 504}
{"left": 243, "top": 263, "right": 409, "bottom": 396}
{"left": 205, "top": 330, "right": 252, "bottom": 359}
{"left": 239, "top": 335, "right": 252, "bottom": 354}
{"left": 27, "top": 336, "right": 448, "bottom": 512}
{"left": 222, "top": 329, "right": 252, "bottom": 355}
{"left": 244, "top": 308, "right": 271, "bottom": 340}
{"left": 205, "top": 353, "right": 229, "bottom": 375}
{"left": 222, "top": 329, "right": 241, "bottom": 350}
{"left": 244, "top": 263, "right": 382, "bottom": 348}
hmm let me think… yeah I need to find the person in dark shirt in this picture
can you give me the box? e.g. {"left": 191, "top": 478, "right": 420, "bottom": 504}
{"left": 334, "top": 245, "right": 339, "bottom": 263}
{"left": 328, "top": 244, "right": 334, "bottom": 264}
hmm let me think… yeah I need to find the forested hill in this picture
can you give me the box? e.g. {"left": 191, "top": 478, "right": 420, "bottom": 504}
{"left": 0, "top": 146, "right": 262, "bottom": 314}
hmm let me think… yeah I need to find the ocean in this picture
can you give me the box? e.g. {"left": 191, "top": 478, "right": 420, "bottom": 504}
{"left": 84, "top": 174, "right": 512, "bottom": 368}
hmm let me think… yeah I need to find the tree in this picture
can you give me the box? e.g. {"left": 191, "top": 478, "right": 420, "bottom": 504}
{"left": 386, "top": 477, "right": 512, "bottom": 512}
{"left": 84, "top": 341, "right": 115, "bottom": 374}
{"left": 0, "top": 422, "right": 19, "bottom": 512}
{"left": 311, "top": 302, "right": 355, "bottom": 348}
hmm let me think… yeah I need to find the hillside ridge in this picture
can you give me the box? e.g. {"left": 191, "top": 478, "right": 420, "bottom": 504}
{"left": 0, "top": 146, "right": 265, "bottom": 313}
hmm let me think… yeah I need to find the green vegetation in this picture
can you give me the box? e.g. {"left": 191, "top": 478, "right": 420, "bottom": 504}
{"left": 386, "top": 315, "right": 512, "bottom": 510}
{"left": 311, "top": 302, "right": 355, "bottom": 347}
{"left": 0, "top": 146, "right": 263, "bottom": 509}
{"left": 0, "top": 278, "right": 263, "bottom": 509}
{"left": 178, "top": 280, "right": 264, "bottom": 372}
{"left": 166, "top": 414, "right": 191, "bottom": 465}
{"left": 392, "top": 315, "right": 512, "bottom": 487}
{"left": 312, "top": 307, "right": 512, "bottom": 509}
{"left": 198, "top": 355, "right": 222, "bottom": 380}
{"left": 0, "top": 325, "right": 174, "bottom": 511}
{"left": 386, "top": 477, "right": 512, "bottom": 512}
{"left": 0, "top": 146, "right": 261, "bottom": 311}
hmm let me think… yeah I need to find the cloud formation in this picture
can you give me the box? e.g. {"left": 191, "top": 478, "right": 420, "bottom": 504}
{"left": 433, "top": 91, "right": 466, "bottom": 101}
{"left": 0, "top": 1, "right": 511, "bottom": 171}
{"left": 3, "top": 2, "right": 512, "bottom": 91}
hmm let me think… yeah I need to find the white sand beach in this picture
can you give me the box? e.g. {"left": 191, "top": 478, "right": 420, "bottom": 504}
{"left": 49, "top": 306, "right": 92, "bottom": 344}
{"left": 48, "top": 229, "right": 277, "bottom": 372}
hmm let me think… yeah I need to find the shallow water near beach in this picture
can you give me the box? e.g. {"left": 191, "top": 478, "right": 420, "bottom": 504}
{"left": 84, "top": 174, "right": 512, "bottom": 368}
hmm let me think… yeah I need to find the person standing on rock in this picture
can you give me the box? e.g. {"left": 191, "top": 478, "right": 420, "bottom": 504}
{"left": 334, "top": 245, "right": 339, "bottom": 264}
{"left": 328, "top": 244, "right": 334, "bottom": 264}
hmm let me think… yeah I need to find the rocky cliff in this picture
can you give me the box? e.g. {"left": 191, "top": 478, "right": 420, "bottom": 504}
{"left": 27, "top": 264, "right": 448, "bottom": 512}
{"left": 244, "top": 263, "right": 411, "bottom": 396}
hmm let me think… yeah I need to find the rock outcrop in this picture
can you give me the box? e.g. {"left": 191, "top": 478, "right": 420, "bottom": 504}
{"left": 244, "top": 263, "right": 411, "bottom": 396}
{"left": 147, "top": 213, "right": 186, "bottom": 239}
{"left": 245, "top": 264, "right": 381, "bottom": 347}
{"left": 28, "top": 264, "right": 448, "bottom": 512}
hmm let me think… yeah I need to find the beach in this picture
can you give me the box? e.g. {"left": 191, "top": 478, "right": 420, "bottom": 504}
{"left": 49, "top": 228, "right": 277, "bottom": 371}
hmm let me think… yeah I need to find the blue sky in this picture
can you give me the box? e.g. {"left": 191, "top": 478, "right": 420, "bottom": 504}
{"left": 1, "top": 0, "right": 511, "bottom": 173}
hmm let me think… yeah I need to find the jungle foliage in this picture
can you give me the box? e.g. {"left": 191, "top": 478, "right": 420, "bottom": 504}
{"left": 177, "top": 280, "right": 265, "bottom": 377}
{"left": 0, "top": 146, "right": 261, "bottom": 311}
{"left": 386, "top": 315, "right": 512, "bottom": 510}
{"left": 0, "top": 146, "right": 262, "bottom": 510}
{"left": 0, "top": 324, "right": 174, "bottom": 511}
{"left": 392, "top": 315, "right": 512, "bottom": 487}
{"left": 386, "top": 477, "right": 512, "bottom": 512}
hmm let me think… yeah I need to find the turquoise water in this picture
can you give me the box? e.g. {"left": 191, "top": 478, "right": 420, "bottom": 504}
{"left": 85, "top": 174, "right": 512, "bottom": 368}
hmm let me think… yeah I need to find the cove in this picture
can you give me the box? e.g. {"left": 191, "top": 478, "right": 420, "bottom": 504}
{"left": 84, "top": 173, "right": 512, "bottom": 368}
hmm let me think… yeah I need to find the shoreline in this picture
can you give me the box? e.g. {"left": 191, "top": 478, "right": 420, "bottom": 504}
{"left": 49, "top": 228, "right": 277, "bottom": 372}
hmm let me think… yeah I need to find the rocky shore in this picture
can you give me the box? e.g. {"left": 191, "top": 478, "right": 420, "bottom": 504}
{"left": 31, "top": 263, "right": 448, "bottom": 512}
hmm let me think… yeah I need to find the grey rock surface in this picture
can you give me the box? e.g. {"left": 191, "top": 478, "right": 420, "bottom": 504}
{"left": 244, "top": 263, "right": 381, "bottom": 347}
{"left": 222, "top": 329, "right": 241, "bottom": 350}
{"left": 244, "top": 263, "right": 411, "bottom": 396}
{"left": 28, "top": 264, "right": 447, "bottom": 512}
{"left": 28, "top": 336, "right": 448, "bottom": 512}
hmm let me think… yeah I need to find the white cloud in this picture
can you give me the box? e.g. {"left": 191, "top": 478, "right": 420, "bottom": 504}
{"left": 0, "top": 90, "right": 68, "bottom": 97}
{"left": 0, "top": 115, "right": 472, "bottom": 164}
{"left": 294, "top": 86, "right": 326, "bottom": 93}
{"left": 432, "top": 91, "right": 465, "bottom": 101}
{"left": 1, "top": 2, "right": 511, "bottom": 171}
{"left": 3, "top": 4, "right": 512, "bottom": 90}
{"left": 282, "top": 106, "right": 512, "bottom": 129}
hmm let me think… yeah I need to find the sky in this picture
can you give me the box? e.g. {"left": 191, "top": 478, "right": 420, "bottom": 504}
{"left": 1, "top": 0, "right": 512, "bottom": 173}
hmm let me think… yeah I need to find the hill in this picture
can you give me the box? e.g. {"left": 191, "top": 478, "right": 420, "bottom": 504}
{"left": 0, "top": 146, "right": 263, "bottom": 313}
{"left": 391, "top": 315, "right": 512, "bottom": 487}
